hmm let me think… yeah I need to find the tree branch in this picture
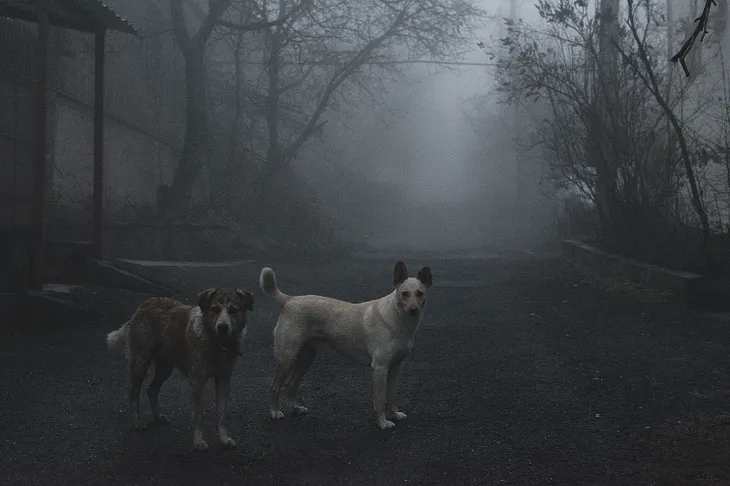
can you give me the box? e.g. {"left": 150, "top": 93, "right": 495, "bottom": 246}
{"left": 281, "top": 8, "right": 411, "bottom": 164}
{"left": 670, "top": 0, "right": 716, "bottom": 77}
{"left": 196, "top": 0, "right": 235, "bottom": 43}
{"left": 624, "top": 0, "right": 711, "bottom": 257}
{"left": 216, "top": 18, "right": 288, "bottom": 31}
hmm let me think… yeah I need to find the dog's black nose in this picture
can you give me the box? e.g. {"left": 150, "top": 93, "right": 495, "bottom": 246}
{"left": 408, "top": 308, "right": 419, "bottom": 317}
{"left": 216, "top": 324, "right": 229, "bottom": 337}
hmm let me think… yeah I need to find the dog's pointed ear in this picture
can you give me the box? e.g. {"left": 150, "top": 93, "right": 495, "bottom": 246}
{"left": 393, "top": 261, "right": 408, "bottom": 287}
{"left": 417, "top": 266, "right": 433, "bottom": 288}
{"left": 197, "top": 288, "right": 217, "bottom": 311}
{"left": 236, "top": 288, "right": 255, "bottom": 311}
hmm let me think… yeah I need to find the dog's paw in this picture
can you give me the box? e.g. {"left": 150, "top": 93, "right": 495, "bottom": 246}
{"left": 378, "top": 419, "right": 396, "bottom": 430}
{"left": 154, "top": 414, "right": 170, "bottom": 425}
{"left": 270, "top": 410, "right": 285, "bottom": 420}
{"left": 193, "top": 439, "right": 209, "bottom": 452}
{"left": 391, "top": 411, "right": 407, "bottom": 421}
{"left": 132, "top": 420, "right": 147, "bottom": 431}
{"left": 219, "top": 436, "right": 236, "bottom": 449}
{"left": 292, "top": 404, "right": 308, "bottom": 416}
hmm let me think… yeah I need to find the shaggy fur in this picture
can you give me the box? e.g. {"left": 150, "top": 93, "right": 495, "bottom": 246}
{"left": 107, "top": 287, "right": 254, "bottom": 451}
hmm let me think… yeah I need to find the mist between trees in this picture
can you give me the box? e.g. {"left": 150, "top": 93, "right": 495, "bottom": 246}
{"left": 37, "top": 0, "right": 505, "bottom": 258}
{"left": 30, "top": 0, "right": 729, "bottom": 263}
{"left": 487, "top": 0, "right": 730, "bottom": 274}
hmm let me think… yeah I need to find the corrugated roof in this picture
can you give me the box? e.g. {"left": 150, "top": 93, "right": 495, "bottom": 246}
{"left": 0, "top": 0, "right": 137, "bottom": 34}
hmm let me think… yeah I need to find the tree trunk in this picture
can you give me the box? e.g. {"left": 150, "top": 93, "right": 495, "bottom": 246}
{"left": 624, "top": 0, "right": 712, "bottom": 268}
{"left": 586, "top": 99, "right": 619, "bottom": 247}
{"left": 259, "top": 22, "right": 283, "bottom": 221}
{"left": 592, "top": 136, "right": 620, "bottom": 246}
{"left": 167, "top": 42, "right": 208, "bottom": 218}
{"left": 218, "top": 27, "right": 247, "bottom": 214}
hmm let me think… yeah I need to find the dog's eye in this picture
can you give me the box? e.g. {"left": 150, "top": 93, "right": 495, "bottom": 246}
{"left": 229, "top": 306, "right": 239, "bottom": 314}
{"left": 210, "top": 305, "right": 222, "bottom": 314}
{"left": 401, "top": 291, "right": 409, "bottom": 298}
{"left": 416, "top": 291, "right": 424, "bottom": 298}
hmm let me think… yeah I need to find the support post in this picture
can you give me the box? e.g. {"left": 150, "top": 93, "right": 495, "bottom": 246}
{"left": 29, "top": 0, "right": 50, "bottom": 290}
{"left": 509, "top": 0, "right": 526, "bottom": 223}
{"left": 92, "top": 28, "right": 106, "bottom": 260}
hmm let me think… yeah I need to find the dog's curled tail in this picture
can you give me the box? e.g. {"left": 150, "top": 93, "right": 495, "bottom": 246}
{"left": 260, "top": 267, "right": 291, "bottom": 306}
{"left": 106, "top": 321, "right": 130, "bottom": 354}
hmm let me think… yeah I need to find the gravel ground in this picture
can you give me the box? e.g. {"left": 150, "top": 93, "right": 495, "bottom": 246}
{"left": 2, "top": 248, "right": 730, "bottom": 485}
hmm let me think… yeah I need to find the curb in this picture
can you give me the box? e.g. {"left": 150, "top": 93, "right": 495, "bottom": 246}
{"left": 561, "top": 239, "right": 703, "bottom": 303}
{"left": 88, "top": 259, "right": 183, "bottom": 297}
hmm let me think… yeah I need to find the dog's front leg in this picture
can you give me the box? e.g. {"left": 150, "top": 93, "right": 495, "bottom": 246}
{"left": 372, "top": 364, "right": 395, "bottom": 429}
{"left": 189, "top": 377, "right": 208, "bottom": 451}
{"left": 386, "top": 363, "right": 407, "bottom": 422}
{"left": 214, "top": 376, "right": 236, "bottom": 449}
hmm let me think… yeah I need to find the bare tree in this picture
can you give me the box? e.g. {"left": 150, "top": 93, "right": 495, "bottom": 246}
{"left": 165, "top": 0, "right": 294, "bottom": 215}
{"left": 490, "top": 0, "right": 713, "bottom": 268}
{"left": 247, "top": 0, "right": 484, "bottom": 187}
{"left": 615, "top": 0, "right": 712, "bottom": 261}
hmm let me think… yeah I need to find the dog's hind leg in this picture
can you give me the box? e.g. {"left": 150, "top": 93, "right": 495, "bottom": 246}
{"left": 269, "top": 362, "right": 291, "bottom": 420}
{"left": 269, "top": 329, "right": 303, "bottom": 420}
{"left": 147, "top": 361, "right": 173, "bottom": 424}
{"left": 269, "top": 350, "right": 302, "bottom": 419}
{"left": 128, "top": 355, "right": 151, "bottom": 431}
{"left": 286, "top": 344, "right": 317, "bottom": 416}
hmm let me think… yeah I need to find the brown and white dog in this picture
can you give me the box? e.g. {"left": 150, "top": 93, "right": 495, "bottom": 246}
{"left": 106, "top": 288, "right": 254, "bottom": 451}
{"left": 260, "top": 261, "right": 432, "bottom": 430}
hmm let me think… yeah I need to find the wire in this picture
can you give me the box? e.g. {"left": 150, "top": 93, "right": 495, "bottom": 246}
{"left": 211, "top": 59, "right": 498, "bottom": 67}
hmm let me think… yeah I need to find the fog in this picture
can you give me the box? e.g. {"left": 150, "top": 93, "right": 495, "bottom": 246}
{"left": 11, "top": 0, "right": 560, "bottom": 264}
{"left": 293, "top": 0, "right": 555, "bottom": 253}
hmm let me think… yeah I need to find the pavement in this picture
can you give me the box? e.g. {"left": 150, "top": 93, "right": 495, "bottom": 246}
{"left": 2, "top": 246, "right": 730, "bottom": 485}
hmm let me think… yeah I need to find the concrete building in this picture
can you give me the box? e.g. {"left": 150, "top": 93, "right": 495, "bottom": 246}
{"left": 0, "top": 0, "right": 186, "bottom": 292}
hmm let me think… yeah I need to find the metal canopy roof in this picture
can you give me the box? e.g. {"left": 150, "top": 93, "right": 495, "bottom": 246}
{"left": 0, "top": 0, "right": 136, "bottom": 34}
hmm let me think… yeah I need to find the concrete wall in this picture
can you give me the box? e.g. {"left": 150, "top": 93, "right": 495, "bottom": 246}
{"left": 0, "top": 71, "right": 33, "bottom": 228}
{"left": 48, "top": 0, "right": 189, "bottom": 221}
{"left": 50, "top": 96, "right": 179, "bottom": 223}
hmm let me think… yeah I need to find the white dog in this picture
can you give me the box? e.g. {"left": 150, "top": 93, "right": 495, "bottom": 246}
{"left": 259, "top": 261, "right": 432, "bottom": 430}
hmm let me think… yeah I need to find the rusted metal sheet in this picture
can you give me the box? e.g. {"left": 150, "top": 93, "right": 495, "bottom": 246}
{"left": 0, "top": 0, "right": 136, "bottom": 34}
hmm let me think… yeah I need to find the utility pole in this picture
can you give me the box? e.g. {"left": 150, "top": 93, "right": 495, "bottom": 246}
{"left": 509, "top": 0, "right": 525, "bottom": 223}
{"left": 595, "top": 0, "right": 620, "bottom": 243}
{"left": 665, "top": 0, "right": 676, "bottom": 169}
{"left": 665, "top": 0, "right": 674, "bottom": 102}
{"left": 666, "top": 0, "right": 674, "bottom": 63}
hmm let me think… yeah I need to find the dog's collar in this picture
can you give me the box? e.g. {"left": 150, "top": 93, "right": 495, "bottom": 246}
{"left": 219, "top": 345, "right": 242, "bottom": 356}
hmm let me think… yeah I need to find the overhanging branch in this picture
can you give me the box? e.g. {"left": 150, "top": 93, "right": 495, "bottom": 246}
{"left": 670, "top": 0, "right": 715, "bottom": 77}
{"left": 196, "top": 0, "right": 235, "bottom": 42}
{"left": 216, "top": 18, "right": 287, "bottom": 32}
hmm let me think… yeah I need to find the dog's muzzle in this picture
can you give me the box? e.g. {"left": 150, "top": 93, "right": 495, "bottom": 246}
{"left": 216, "top": 323, "right": 230, "bottom": 338}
